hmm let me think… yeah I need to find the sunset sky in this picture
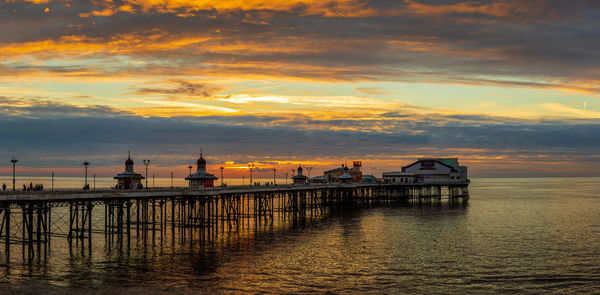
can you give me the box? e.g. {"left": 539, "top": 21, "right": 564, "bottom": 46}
{"left": 1, "top": 0, "right": 599, "bottom": 178}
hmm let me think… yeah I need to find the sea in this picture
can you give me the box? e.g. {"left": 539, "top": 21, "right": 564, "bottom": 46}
{"left": 1, "top": 177, "right": 599, "bottom": 294}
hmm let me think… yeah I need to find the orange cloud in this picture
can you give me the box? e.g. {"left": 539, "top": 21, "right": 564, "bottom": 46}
{"left": 402, "top": 0, "right": 552, "bottom": 19}
{"left": 0, "top": 31, "right": 211, "bottom": 58}
{"left": 122, "top": 0, "right": 376, "bottom": 17}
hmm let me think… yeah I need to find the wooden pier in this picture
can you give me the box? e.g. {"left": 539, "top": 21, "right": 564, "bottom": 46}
{"left": 0, "top": 183, "right": 468, "bottom": 263}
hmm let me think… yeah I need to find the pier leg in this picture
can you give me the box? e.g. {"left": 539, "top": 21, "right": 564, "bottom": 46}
{"left": 4, "top": 208, "right": 10, "bottom": 262}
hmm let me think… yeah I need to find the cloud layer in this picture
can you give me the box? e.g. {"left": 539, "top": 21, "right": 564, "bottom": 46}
{"left": 1, "top": 100, "right": 600, "bottom": 177}
{"left": 1, "top": 0, "right": 600, "bottom": 177}
{"left": 0, "top": 0, "right": 599, "bottom": 91}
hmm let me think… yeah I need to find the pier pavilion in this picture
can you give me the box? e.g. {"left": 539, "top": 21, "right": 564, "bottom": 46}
{"left": 114, "top": 152, "right": 144, "bottom": 189}
{"left": 292, "top": 166, "right": 308, "bottom": 185}
{"left": 383, "top": 158, "right": 468, "bottom": 184}
{"left": 185, "top": 153, "right": 217, "bottom": 189}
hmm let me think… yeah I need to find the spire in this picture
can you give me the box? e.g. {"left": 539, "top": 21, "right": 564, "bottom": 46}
{"left": 197, "top": 150, "right": 207, "bottom": 172}
{"left": 125, "top": 151, "right": 134, "bottom": 172}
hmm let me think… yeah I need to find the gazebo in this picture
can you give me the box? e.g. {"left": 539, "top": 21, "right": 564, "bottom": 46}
{"left": 114, "top": 152, "right": 144, "bottom": 189}
{"left": 292, "top": 166, "right": 308, "bottom": 185}
{"left": 185, "top": 152, "right": 218, "bottom": 189}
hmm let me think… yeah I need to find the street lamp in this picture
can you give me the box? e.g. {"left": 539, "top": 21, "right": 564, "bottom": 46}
{"left": 83, "top": 161, "right": 90, "bottom": 190}
{"left": 171, "top": 172, "right": 174, "bottom": 188}
{"left": 93, "top": 173, "right": 96, "bottom": 190}
{"left": 10, "top": 158, "right": 17, "bottom": 191}
{"left": 188, "top": 165, "right": 192, "bottom": 189}
{"left": 273, "top": 168, "right": 276, "bottom": 185}
{"left": 306, "top": 167, "right": 313, "bottom": 178}
{"left": 248, "top": 163, "right": 255, "bottom": 186}
{"left": 152, "top": 174, "right": 155, "bottom": 189}
{"left": 143, "top": 159, "right": 150, "bottom": 189}
{"left": 220, "top": 167, "right": 224, "bottom": 187}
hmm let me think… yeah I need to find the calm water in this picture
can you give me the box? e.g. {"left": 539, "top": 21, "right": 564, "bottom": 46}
{"left": 1, "top": 177, "right": 600, "bottom": 294}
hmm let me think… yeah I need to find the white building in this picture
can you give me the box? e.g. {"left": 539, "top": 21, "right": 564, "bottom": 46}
{"left": 382, "top": 158, "right": 468, "bottom": 184}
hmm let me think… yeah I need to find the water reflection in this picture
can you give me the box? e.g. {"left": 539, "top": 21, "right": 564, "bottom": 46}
{"left": 2, "top": 178, "right": 600, "bottom": 293}
{"left": 0, "top": 198, "right": 478, "bottom": 295}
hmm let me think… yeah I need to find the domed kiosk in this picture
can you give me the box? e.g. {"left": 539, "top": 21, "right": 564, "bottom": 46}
{"left": 292, "top": 165, "right": 308, "bottom": 185}
{"left": 114, "top": 152, "right": 145, "bottom": 189}
{"left": 185, "top": 152, "right": 218, "bottom": 189}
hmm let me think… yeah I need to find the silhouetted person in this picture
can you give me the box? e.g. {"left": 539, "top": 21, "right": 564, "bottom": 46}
{"left": 2, "top": 183, "right": 5, "bottom": 191}
{"left": 23, "top": 184, "right": 26, "bottom": 191}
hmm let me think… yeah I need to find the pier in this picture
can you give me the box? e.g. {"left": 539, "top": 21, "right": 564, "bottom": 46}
{"left": 0, "top": 183, "right": 468, "bottom": 264}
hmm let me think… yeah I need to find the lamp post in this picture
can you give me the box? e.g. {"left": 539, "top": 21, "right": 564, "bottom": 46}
{"left": 51, "top": 171, "right": 54, "bottom": 191}
{"left": 273, "top": 168, "right": 276, "bottom": 185}
{"left": 93, "top": 173, "right": 96, "bottom": 190}
{"left": 83, "top": 161, "right": 90, "bottom": 190}
{"left": 285, "top": 172, "right": 288, "bottom": 184}
{"left": 10, "top": 158, "right": 17, "bottom": 191}
{"left": 248, "top": 163, "right": 255, "bottom": 186}
{"left": 152, "top": 174, "right": 155, "bottom": 189}
{"left": 171, "top": 172, "right": 173, "bottom": 188}
{"left": 306, "top": 167, "right": 313, "bottom": 178}
{"left": 143, "top": 159, "right": 150, "bottom": 189}
{"left": 188, "top": 165, "right": 192, "bottom": 189}
{"left": 220, "top": 167, "right": 224, "bottom": 187}
{"left": 242, "top": 175, "right": 245, "bottom": 186}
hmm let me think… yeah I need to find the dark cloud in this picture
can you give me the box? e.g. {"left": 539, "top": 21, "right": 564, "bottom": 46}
{"left": 1, "top": 104, "right": 600, "bottom": 172}
{"left": 0, "top": 97, "right": 132, "bottom": 118}
{"left": 132, "top": 80, "right": 224, "bottom": 98}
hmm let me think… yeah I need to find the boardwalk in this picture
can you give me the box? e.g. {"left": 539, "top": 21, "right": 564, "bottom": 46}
{"left": 0, "top": 182, "right": 469, "bottom": 264}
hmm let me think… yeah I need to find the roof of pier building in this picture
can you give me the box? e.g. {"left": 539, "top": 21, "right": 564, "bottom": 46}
{"left": 402, "top": 158, "right": 457, "bottom": 173}
{"left": 339, "top": 166, "right": 352, "bottom": 180}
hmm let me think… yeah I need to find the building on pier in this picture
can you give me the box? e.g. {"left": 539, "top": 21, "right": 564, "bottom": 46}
{"left": 324, "top": 161, "right": 362, "bottom": 183}
{"left": 323, "top": 161, "right": 362, "bottom": 183}
{"left": 292, "top": 165, "right": 308, "bottom": 185}
{"left": 309, "top": 175, "right": 327, "bottom": 184}
{"left": 185, "top": 152, "right": 218, "bottom": 189}
{"left": 339, "top": 165, "right": 353, "bottom": 184}
{"left": 114, "top": 152, "right": 145, "bottom": 189}
{"left": 360, "top": 174, "right": 379, "bottom": 184}
{"left": 382, "top": 158, "right": 468, "bottom": 184}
